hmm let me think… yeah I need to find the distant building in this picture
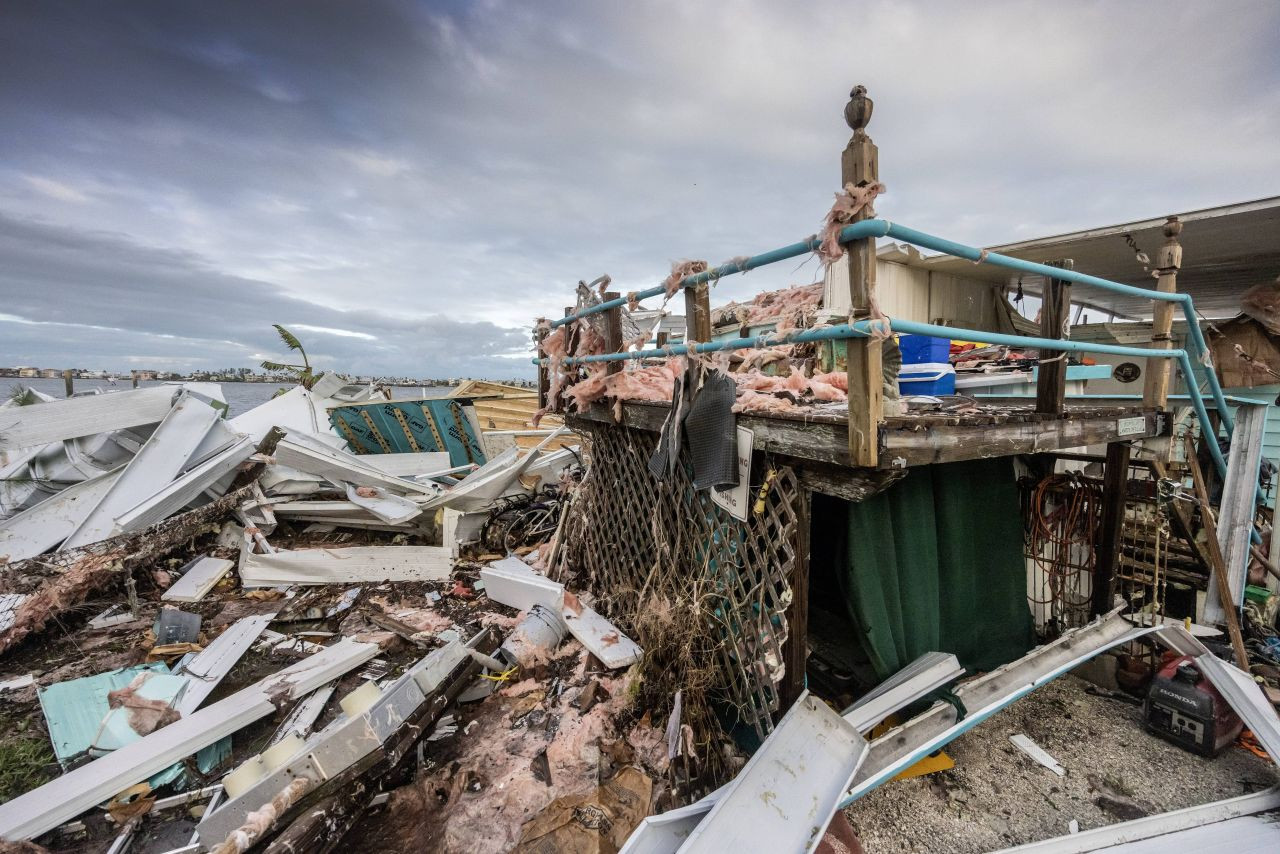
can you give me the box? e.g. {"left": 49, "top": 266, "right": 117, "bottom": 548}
{"left": 16, "top": 367, "right": 38, "bottom": 378}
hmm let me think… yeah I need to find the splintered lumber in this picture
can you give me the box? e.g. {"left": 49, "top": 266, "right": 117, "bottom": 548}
{"left": 0, "top": 637, "right": 378, "bottom": 841}
{"left": 162, "top": 557, "right": 235, "bottom": 604}
{"left": 1183, "top": 438, "right": 1251, "bottom": 671}
{"left": 0, "top": 485, "right": 255, "bottom": 656}
{"left": 62, "top": 394, "right": 221, "bottom": 549}
{"left": 0, "top": 386, "right": 176, "bottom": 452}
{"left": 239, "top": 545, "right": 452, "bottom": 587}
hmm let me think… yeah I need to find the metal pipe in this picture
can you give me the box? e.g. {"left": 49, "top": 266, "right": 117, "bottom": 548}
{"left": 547, "top": 221, "right": 891, "bottom": 328}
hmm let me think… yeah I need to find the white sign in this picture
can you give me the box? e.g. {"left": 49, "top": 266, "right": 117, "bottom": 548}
{"left": 1116, "top": 416, "right": 1146, "bottom": 437}
{"left": 711, "top": 426, "right": 754, "bottom": 521}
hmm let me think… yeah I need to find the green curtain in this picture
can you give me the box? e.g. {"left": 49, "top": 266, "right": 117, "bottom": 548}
{"left": 838, "top": 457, "right": 1034, "bottom": 679}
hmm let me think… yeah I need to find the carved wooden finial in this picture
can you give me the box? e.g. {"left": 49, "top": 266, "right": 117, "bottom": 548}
{"left": 1163, "top": 215, "right": 1182, "bottom": 240}
{"left": 844, "top": 85, "right": 873, "bottom": 133}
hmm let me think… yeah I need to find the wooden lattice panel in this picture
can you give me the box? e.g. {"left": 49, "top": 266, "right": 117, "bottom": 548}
{"left": 558, "top": 420, "right": 799, "bottom": 737}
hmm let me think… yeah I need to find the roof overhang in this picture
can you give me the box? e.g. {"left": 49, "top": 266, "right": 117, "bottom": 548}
{"left": 921, "top": 196, "right": 1280, "bottom": 321}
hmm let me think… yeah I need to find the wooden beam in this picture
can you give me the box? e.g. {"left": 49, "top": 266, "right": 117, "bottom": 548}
{"left": 880, "top": 410, "right": 1166, "bottom": 468}
{"left": 1183, "top": 435, "right": 1250, "bottom": 670}
{"left": 569, "top": 403, "right": 1167, "bottom": 470}
{"left": 781, "top": 489, "right": 810, "bottom": 712}
{"left": 1142, "top": 217, "right": 1183, "bottom": 411}
{"left": 1091, "top": 441, "right": 1130, "bottom": 616}
{"left": 1035, "top": 259, "right": 1073, "bottom": 415}
{"left": 843, "top": 85, "right": 882, "bottom": 467}
{"left": 535, "top": 318, "right": 550, "bottom": 411}
{"left": 603, "top": 290, "right": 624, "bottom": 377}
{"left": 1150, "top": 461, "right": 1214, "bottom": 575}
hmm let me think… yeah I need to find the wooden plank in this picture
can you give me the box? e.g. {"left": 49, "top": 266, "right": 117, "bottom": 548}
{"left": 1035, "top": 260, "right": 1072, "bottom": 415}
{"left": 0, "top": 386, "right": 176, "bottom": 452}
{"left": 881, "top": 411, "right": 1166, "bottom": 469}
{"left": 847, "top": 340, "right": 881, "bottom": 467}
{"left": 1091, "top": 441, "right": 1130, "bottom": 616}
{"left": 569, "top": 405, "right": 1166, "bottom": 470}
{"left": 1184, "top": 437, "right": 1251, "bottom": 670}
{"left": 162, "top": 556, "right": 234, "bottom": 604}
{"left": 0, "top": 638, "right": 378, "bottom": 841}
{"left": 781, "top": 489, "right": 810, "bottom": 711}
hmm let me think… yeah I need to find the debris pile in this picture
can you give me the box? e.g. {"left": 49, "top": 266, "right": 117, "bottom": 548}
{"left": 0, "top": 375, "right": 681, "bottom": 853}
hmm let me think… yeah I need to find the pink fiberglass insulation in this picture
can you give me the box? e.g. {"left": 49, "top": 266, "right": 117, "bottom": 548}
{"left": 663, "top": 259, "right": 709, "bottom": 297}
{"left": 818, "top": 181, "right": 886, "bottom": 264}
{"left": 812, "top": 371, "right": 849, "bottom": 392}
{"left": 736, "top": 345, "right": 795, "bottom": 372}
{"left": 732, "top": 389, "right": 797, "bottom": 414}
{"left": 742, "top": 282, "right": 824, "bottom": 329}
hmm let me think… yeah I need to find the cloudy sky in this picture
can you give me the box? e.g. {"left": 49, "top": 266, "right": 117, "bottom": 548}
{"left": 1, "top": 1, "right": 1277, "bottom": 379}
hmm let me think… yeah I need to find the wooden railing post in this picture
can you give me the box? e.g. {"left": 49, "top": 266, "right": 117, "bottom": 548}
{"left": 62, "top": 369, "right": 74, "bottom": 398}
{"left": 684, "top": 282, "right": 711, "bottom": 384}
{"left": 843, "top": 85, "right": 882, "bottom": 467}
{"left": 603, "top": 292, "right": 624, "bottom": 377}
{"left": 1035, "top": 259, "right": 1073, "bottom": 415}
{"left": 1143, "top": 217, "right": 1183, "bottom": 454}
{"left": 534, "top": 319, "right": 549, "bottom": 411}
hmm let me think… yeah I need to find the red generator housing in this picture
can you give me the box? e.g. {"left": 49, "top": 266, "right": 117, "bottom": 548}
{"left": 1144, "top": 654, "right": 1243, "bottom": 757}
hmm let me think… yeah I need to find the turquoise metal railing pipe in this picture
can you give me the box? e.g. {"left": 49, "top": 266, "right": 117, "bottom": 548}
{"left": 536, "top": 315, "right": 1228, "bottom": 476}
{"left": 548, "top": 217, "right": 1235, "bottom": 438}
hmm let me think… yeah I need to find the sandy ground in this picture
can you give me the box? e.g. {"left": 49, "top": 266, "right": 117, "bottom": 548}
{"left": 844, "top": 674, "right": 1278, "bottom": 853}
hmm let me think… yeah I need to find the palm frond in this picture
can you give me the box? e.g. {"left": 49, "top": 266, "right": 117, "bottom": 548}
{"left": 7, "top": 385, "right": 38, "bottom": 406}
{"left": 260, "top": 360, "right": 303, "bottom": 372}
{"left": 273, "top": 324, "right": 304, "bottom": 353}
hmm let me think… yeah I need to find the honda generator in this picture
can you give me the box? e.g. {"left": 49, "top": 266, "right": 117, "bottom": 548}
{"left": 1144, "top": 655, "right": 1242, "bottom": 756}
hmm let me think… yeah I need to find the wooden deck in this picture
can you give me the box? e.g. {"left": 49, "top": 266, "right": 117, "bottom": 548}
{"left": 568, "top": 398, "right": 1168, "bottom": 471}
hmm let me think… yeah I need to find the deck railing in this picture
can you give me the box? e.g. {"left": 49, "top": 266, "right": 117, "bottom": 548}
{"left": 536, "top": 217, "right": 1233, "bottom": 476}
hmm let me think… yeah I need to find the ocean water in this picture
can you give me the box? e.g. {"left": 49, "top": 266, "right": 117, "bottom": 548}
{"left": 5, "top": 378, "right": 454, "bottom": 418}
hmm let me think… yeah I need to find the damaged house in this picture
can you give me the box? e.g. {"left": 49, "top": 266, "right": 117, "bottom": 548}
{"left": 0, "top": 86, "right": 1276, "bottom": 854}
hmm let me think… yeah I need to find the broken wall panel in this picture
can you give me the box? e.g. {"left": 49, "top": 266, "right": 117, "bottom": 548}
{"left": 327, "top": 398, "right": 487, "bottom": 466}
{"left": 62, "top": 394, "right": 222, "bottom": 549}
{"left": 239, "top": 545, "right": 453, "bottom": 587}
{"left": 0, "top": 466, "right": 123, "bottom": 562}
{"left": 0, "top": 386, "right": 176, "bottom": 452}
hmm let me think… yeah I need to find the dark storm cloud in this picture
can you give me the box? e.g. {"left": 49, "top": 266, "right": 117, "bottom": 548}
{"left": 0, "top": 0, "right": 1278, "bottom": 375}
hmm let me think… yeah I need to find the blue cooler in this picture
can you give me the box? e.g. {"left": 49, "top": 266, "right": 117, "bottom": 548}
{"left": 898, "top": 362, "right": 956, "bottom": 396}
{"left": 898, "top": 334, "right": 951, "bottom": 365}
